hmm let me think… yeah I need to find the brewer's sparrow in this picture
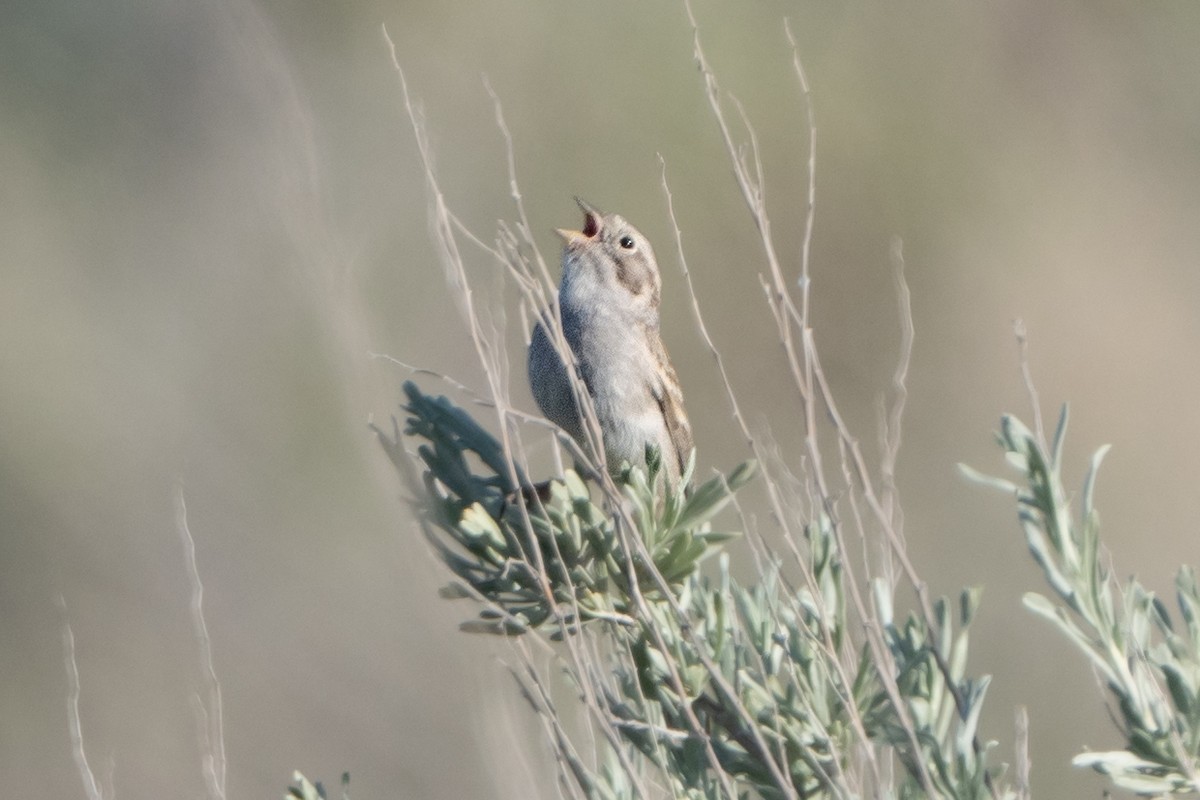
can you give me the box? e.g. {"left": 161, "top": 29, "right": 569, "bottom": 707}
{"left": 528, "top": 199, "right": 693, "bottom": 486}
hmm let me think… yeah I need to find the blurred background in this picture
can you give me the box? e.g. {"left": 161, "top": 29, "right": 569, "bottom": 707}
{"left": 5, "top": 1, "right": 1200, "bottom": 797}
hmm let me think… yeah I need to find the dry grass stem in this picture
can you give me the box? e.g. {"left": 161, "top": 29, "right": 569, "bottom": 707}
{"left": 61, "top": 605, "right": 106, "bottom": 800}
{"left": 176, "top": 486, "right": 228, "bottom": 800}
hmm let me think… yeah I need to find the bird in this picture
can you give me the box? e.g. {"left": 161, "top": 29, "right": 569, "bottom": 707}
{"left": 528, "top": 199, "right": 693, "bottom": 487}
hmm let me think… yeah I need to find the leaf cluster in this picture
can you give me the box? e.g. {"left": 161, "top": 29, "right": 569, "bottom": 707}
{"left": 394, "top": 381, "right": 754, "bottom": 636}
{"left": 965, "top": 408, "right": 1200, "bottom": 795}
{"left": 391, "top": 384, "right": 1009, "bottom": 799}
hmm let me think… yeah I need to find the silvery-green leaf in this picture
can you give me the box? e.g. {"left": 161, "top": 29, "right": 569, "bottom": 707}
{"left": 1050, "top": 404, "right": 1069, "bottom": 469}
{"left": 957, "top": 462, "right": 1019, "bottom": 494}
{"left": 1081, "top": 443, "right": 1111, "bottom": 518}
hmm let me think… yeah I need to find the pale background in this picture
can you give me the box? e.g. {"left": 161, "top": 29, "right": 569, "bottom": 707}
{"left": 5, "top": 1, "right": 1200, "bottom": 798}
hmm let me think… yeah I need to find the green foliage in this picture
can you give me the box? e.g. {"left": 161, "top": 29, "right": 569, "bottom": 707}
{"left": 287, "top": 771, "right": 349, "bottom": 800}
{"left": 388, "top": 383, "right": 1009, "bottom": 799}
{"left": 964, "top": 407, "right": 1200, "bottom": 796}
{"left": 395, "top": 381, "right": 754, "bottom": 636}
{"left": 880, "top": 587, "right": 995, "bottom": 800}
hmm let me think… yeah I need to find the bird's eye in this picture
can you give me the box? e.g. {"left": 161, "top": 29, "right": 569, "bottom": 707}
{"left": 619, "top": 235, "right": 636, "bottom": 249}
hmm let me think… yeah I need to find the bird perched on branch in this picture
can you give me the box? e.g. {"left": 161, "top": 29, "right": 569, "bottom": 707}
{"left": 528, "top": 199, "right": 693, "bottom": 487}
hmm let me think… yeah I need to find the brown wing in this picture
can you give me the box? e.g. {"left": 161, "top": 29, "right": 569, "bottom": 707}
{"left": 647, "top": 335, "right": 694, "bottom": 479}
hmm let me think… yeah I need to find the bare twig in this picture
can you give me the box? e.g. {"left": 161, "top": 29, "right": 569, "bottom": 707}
{"left": 876, "top": 237, "right": 914, "bottom": 583}
{"left": 1015, "top": 706, "right": 1031, "bottom": 800}
{"left": 784, "top": 18, "right": 818, "bottom": 328}
{"left": 60, "top": 599, "right": 106, "bottom": 800}
{"left": 176, "top": 485, "right": 227, "bottom": 800}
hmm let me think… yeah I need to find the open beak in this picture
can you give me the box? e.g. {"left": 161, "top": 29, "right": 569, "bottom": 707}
{"left": 556, "top": 197, "right": 603, "bottom": 245}
{"left": 555, "top": 227, "right": 586, "bottom": 245}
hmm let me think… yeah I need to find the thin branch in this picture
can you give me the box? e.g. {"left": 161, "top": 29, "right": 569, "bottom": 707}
{"left": 60, "top": 599, "right": 105, "bottom": 800}
{"left": 1014, "top": 706, "right": 1031, "bottom": 800}
{"left": 876, "top": 237, "right": 913, "bottom": 583}
{"left": 784, "top": 18, "right": 818, "bottom": 329}
{"left": 176, "top": 485, "right": 227, "bottom": 800}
